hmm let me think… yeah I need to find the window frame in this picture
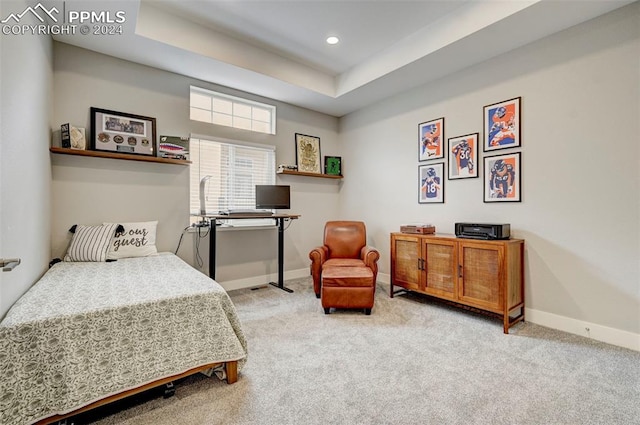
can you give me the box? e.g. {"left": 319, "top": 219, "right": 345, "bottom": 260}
{"left": 189, "top": 134, "right": 277, "bottom": 227}
{"left": 190, "top": 86, "right": 277, "bottom": 135}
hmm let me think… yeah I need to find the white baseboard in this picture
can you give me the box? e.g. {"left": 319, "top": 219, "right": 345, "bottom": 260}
{"left": 217, "top": 268, "right": 310, "bottom": 292}
{"left": 377, "top": 272, "right": 390, "bottom": 285}
{"left": 526, "top": 308, "right": 639, "bottom": 352}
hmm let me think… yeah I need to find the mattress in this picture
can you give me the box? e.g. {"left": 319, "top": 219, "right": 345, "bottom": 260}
{"left": 0, "top": 253, "right": 247, "bottom": 425}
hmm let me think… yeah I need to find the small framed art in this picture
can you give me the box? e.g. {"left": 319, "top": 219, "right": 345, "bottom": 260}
{"left": 90, "top": 107, "right": 156, "bottom": 156}
{"left": 483, "top": 97, "right": 521, "bottom": 151}
{"left": 419, "top": 162, "right": 444, "bottom": 204}
{"left": 484, "top": 152, "right": 521, "bottom": 202}
{"left": 295, "top": 133, "right": 322, "bottom": 174}
{"left": 418, "top": 117, "right": 444, "bottom": 161}
{"left": 324, "top": 156, "right": 342, "bottom": 176}
{"left": 448, "top": 133, "right": 478, "bottom": 180}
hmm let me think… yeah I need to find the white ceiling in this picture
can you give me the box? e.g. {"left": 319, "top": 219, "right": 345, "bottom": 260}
{"left": 149, "top": 0, "right": 470, "bottom": 75}
{"left": 52, "top": 0, "right": 634, "bottom": 117}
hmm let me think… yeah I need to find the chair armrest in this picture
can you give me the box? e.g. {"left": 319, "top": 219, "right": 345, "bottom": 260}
{"left": 360, "top": 246, "right": 380, "bottom": 269}
{"left": 309, "top": 246, "right": 328, "bottom": 296}
{"left": 309, "top": 245, "right": 328, "bottom": 265}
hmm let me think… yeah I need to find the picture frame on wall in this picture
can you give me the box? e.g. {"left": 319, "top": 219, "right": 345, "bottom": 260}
{"left": 418, "top": 117, "right": 444, "bottom": 161}
{"left": 419, "top": 162, "right": 445, "bottom": 204}
{"left": 90, "top": 107, "right": 156, "bottom": 156}
{"left": 448, "top": 133, "right": 478, "bottom": 180}
{"left": 295, "top": 133, "right": 322, "bottom": 174}
{"left": 483, "top": 97, "right": 521, "bottom": 152}
{"left": 484, "top": 152, "right": 521, "bottom": 202}
{"left": 324, "top": 156, "right": 342, "bottom": 176}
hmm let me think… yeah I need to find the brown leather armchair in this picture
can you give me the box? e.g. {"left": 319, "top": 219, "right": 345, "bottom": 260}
{"left": 309, "top": 221, "right": 380, "bottom": 298}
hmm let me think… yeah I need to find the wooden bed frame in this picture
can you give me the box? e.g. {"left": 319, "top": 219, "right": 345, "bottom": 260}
{"left": 35, "top": 360, "right": 238, "bottom": 425}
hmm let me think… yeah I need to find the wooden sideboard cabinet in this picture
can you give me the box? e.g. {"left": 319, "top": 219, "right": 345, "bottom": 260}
{"left": 390, "top": 233, "right": 525, "bottom": 333}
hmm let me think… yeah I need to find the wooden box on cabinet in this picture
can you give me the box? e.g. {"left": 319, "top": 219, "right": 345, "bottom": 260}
{"left": 390, "top": 233, "right": 524, "bottom": 333}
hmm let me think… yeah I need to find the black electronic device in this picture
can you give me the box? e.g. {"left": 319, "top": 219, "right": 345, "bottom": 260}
{"left": 455, "top": 223, "right": 510, "bottom": 240}
{"left": 255, "top": 185, "right": 290, "bottom": 210}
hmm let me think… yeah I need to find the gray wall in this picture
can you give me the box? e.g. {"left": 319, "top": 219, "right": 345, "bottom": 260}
{"left": 339, "top": 4, "right": 640, "bottom": 342}
{"left": 3, "top": 2, "right": 638, "bottom": 349}
{"left": 51, "top": 42, "right": 340, "bottom": 285}
{"left": 0, "top": 0, "right": 53, "bottom": 317}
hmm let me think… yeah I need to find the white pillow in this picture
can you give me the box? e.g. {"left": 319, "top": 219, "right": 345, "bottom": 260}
{"left": 64, "top": 223, "right": 121, "bottom": 262}
{"left": 105, "top": 221, "right": 158, "bottom": 260}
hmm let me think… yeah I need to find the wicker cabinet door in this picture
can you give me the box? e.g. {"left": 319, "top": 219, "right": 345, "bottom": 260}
{"left": 423, "top": 239, "right": 457, "bottom": 300}
{"left": 390, "top": 234, "right": 422, "bottom": 292}
{"left": 457, "top": 242, "right": 503, "bottom": 312}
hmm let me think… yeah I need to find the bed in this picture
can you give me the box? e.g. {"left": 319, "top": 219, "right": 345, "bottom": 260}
{"left": 0, "top": 252, "right": 248, "bottom": 425}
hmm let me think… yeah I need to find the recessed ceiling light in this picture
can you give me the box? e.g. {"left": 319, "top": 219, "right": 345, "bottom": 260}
{"left": 326, "top": 36, "right": 339, "bottom": 45}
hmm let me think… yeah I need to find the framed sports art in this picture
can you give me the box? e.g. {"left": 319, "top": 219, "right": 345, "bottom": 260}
{"left": 484, "top": 152, "right": 521, "bottom": 202}
{"left": 419, "top": 162, "right": 444, "bottom": 204}
{"left": 483, "top": 97, "right": 521, "bottom": 151}
{"left": 418, "top": 117, "right": 444, "bottom": 161}
{"left": 90, "top": 107, "right": 156, "bottom": 156}
{"left": 295, "top": 133, "right": 322, "bottom": 174}
{"left": 448, "top": 133, "right": 478, "bottom": 180}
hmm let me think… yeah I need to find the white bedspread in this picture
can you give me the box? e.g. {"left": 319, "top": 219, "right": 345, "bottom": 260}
{"left": 0, "top": 253, "right": 247, "bottom": 425}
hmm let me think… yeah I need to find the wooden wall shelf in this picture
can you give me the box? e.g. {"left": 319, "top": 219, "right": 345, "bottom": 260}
{"left": 277, "top": 170, "right": 342, "bottom": 179}
{"left": 50, "top": 147, "right": 191, "bottom": 165}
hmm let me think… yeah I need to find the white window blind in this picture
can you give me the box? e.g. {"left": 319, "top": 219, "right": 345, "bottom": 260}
{"left": 190, "top": 86, "right": 276, "bottom": 135}
{"left": 190, "top": 136, "right": 276, "bottom": 223}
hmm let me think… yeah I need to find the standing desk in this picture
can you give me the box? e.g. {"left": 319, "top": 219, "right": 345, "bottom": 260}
{"left": 200, "top": 214, "right": 300, "bottom": 293}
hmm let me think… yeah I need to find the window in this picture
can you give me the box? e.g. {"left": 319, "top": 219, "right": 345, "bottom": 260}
{"left": 190, "top": 86, "right": 276, "bottom": 135}
{"left": 190, "top": 136, "right": 276, "bottom": 225}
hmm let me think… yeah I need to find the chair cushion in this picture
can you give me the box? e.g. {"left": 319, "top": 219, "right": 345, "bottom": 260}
{"left": 323, "top": 258, "right": 366, "bottom": 268}
{"left": 322, "top": 266, "right": 374, "bottom": 288}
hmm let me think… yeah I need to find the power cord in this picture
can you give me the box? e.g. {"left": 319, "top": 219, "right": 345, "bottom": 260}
{"left": 194, "top": 223, "right": 210, "bottom": 269}
{"left": 175, "top": 221, "right": 211, "bottom": 262}
{"left": 174, "top": 226, "right": 191, "bottom": 255}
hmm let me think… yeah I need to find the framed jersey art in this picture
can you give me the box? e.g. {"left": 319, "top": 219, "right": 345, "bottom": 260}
{"left": 419, "top": 162, "right": 445, "bottom": 204}
{"left": 418, "top": 117, "right": 444, "bottom": 161}
{"left": 484, "top": 152, "right": 521, "bottom": 202}
{"left": 483, "top": 97, "right": 521, "bottom": 151}
{"left": 448, "top": 133, "right": 478, "bottom": 180}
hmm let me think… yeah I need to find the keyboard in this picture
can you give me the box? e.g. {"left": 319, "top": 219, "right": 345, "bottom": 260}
{"left": 219, "top": 209, "right": 274, "bottom": 216}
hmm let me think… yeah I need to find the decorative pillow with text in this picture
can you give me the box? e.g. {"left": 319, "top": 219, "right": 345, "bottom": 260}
{"left": 104, "top": 221, "right": 158, "bottom": 260}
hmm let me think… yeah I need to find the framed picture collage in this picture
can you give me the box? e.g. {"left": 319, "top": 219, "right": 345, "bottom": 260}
{"left": 418, "top": 97, "right": 522, "bottom": 204}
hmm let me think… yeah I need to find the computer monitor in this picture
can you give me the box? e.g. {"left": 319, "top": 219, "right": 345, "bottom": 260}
{"left": 255, "top": 185, "right": 290, "bottom": 209}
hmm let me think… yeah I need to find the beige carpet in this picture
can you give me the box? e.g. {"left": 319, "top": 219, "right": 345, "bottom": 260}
{"left": 77, "top": 277, "right": 639, "bottom": 425}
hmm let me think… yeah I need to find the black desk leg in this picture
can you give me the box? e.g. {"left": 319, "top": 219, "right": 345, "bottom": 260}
{"left": 268, "top": 217, "right": 293, "bottom": 293}
{"left": 209, "top": 219, "right": 216, "bottom": 280}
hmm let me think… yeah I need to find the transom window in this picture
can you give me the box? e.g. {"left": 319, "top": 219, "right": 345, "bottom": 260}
{"left": 190, "top": 86, "right": 276, "bottom": 135}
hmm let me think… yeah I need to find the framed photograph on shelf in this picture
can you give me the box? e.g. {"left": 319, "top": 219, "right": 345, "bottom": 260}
{"left": 448, "top": 133, "right": 478, "bottom": 180}
{"left": 484, "top": 152, "right": 521, "bottom": 202}
{"left": 419, "top": 162, "right": 445, "bottom": 204}
{"left": 295, "top": 133, "right": 322, "bottom": 173}
{"left": 90, "top": 107, "right": 156, "bottom": 156}
{"left": 483, "top": 97, "right": 521, "bottom": 151}
{"left": 324, "top": 156, "right": 342, "bottom": 176}
{"left": 418, "top": 117, "right": 444, "bottom": 161}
